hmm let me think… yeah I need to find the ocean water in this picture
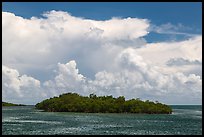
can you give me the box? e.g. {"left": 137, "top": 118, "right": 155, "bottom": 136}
{"left": 2, "top": 105, "right": 202, "bottom": 135}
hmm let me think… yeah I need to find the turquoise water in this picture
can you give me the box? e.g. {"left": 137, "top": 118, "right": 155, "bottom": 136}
{"left": 2, "top": 105, "right": 202, "bottom": 135}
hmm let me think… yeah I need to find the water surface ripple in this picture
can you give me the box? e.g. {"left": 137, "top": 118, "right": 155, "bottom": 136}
{"left": 2, "top": 105, "right": 202, "bottom": 135}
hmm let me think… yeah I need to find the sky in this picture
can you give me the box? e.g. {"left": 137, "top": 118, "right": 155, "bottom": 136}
{"left": 2, "top": 2, "right": 202, "bottom": 105}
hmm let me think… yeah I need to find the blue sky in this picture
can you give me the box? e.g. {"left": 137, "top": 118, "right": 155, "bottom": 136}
{"left": 2, "top": 2, "right": 202, "bottom": 105}
{"left": 2, "top": 2, "right": 202, "bottom": 42}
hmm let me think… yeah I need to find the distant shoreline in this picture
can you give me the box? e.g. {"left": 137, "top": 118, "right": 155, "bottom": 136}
{"left": 2, "top": 102, "right": 26, "bottom": 107}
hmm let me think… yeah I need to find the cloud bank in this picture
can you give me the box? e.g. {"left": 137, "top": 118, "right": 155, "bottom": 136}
{"left": 2, "top": 11, "right": 202, "bottom": 105}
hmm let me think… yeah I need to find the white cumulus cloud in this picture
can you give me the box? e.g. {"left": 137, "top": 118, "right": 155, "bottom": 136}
{"left": 2, "top": 10, "right": 202, "bottom": 105}
{"left": 2, "top": 65, "right": 45, "bottom": 105}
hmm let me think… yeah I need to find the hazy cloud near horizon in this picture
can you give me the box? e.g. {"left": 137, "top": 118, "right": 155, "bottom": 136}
{"left": 2, "top": 11, "right": 202, "bottom": 105}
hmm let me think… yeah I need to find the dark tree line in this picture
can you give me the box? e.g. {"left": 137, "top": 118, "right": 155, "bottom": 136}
{"left": 2, "top": 102, "right": 26, "bottom": 106}
{"left": 35, "top": 93, "right": 172, "bottom": 114}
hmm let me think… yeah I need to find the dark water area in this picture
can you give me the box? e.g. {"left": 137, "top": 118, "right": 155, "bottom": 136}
{"left": 2, "top": 105, "right": 202, "bottom": 135}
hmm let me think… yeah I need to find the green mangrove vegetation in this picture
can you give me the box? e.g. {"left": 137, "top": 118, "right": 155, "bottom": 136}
{"left": 2, "top": 102, "right": 26, "bottom": 106}
{"left": 35, "top": 93, "right": 172, "bottom": 114}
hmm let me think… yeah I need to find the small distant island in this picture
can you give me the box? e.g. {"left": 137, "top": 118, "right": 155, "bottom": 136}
{"left": 35, "top": 93, "right": 172, "bottom": 114}
{"left": 2, "top": 102, "right": 26, "bottom": 106}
